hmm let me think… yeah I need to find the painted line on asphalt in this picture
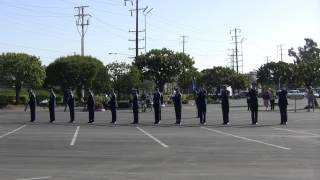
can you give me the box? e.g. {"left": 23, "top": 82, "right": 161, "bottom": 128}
{"left": 201, "top": 127, "right": 291, "bottom": 151}
{"left": 17, "top": 176, "right": 52, "bottom": 180}
{"left": 271, "top": 127, "right": 320, "bottom": 137}
{"left": 136, "top": 127, "right": 169, "bottom": 148}
{"left": 0, "top": 125, "right": 26, "bottom": 139}
{"left": 70, "top": 126, "right": 80, "bottom": 146}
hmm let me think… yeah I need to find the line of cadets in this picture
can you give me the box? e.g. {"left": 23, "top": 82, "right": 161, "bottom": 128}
{"left": 25, "top": 85, "right": 289, "bottom": 126}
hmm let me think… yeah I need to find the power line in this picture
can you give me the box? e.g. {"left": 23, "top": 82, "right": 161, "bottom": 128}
{"left": 74, "top": 6, "right": 92, "bottom": 56}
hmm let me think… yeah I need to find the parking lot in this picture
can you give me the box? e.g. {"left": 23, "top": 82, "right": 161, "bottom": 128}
{"left": 0, "top": 100, "right": 319, "bottom": 180}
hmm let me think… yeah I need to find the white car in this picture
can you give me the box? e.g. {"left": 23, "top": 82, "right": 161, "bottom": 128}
{"left": 287, "top": 90, "right": 304, "bottom": 99}
{"left": 313, "top": 92, "right": 319, "bottom": 98}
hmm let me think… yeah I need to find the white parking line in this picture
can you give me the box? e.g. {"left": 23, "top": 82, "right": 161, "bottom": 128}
{"left": 201, "top": 127, "right": 291, "bottom": 151}
{"left": 18, "top": 176, "right": 52, "bottom": 180}
{"left": 0, "top": 125, "right": 26, "bottom": 139}
{"left": 271, "top": 127, "right": 320, "bottom": 137}
{"left": 136, "top": 127, "right": 169, "bottom": 148}
{"left": 70, "top": 126, "right": 80, "bottom": 146}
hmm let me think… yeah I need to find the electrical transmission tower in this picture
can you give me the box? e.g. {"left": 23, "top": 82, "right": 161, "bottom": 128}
{"left": 228, "top": 49, "right": 235, "bottom": 70}
{"left": 265, "top": 56, "right": 271, "bottom": 64}
{"left": 229, "top": 28, "right": 243, "bottom": 73}
{"left": 180, "top": 35, "right": 188, "bottom": 54}
{"left": 74, "top": 6, "right": 91, "bottom": 56}
{"left": 277, "top": 44, "right": 285, "bottom": 61}
{"left": 124, "top": 0, "right": 147, "bottom": 59}
{"left": 143, "top": 7, "right": 153, "bottom": 54}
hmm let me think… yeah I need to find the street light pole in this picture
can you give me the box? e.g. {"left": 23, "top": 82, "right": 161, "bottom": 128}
{"left": 143, "top": 7, "right": 153, "bottom": 54}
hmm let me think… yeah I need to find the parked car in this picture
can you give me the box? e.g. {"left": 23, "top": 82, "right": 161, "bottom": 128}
{"left": 313, "top": 91, "right": 319, "bottom": 98}
{"left": 287, "top": 90, "right": 304, "bottom": 99}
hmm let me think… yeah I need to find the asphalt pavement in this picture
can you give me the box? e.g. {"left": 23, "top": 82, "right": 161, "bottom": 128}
{"left": 0, "top": 102, "right": 319, "bottom": 180}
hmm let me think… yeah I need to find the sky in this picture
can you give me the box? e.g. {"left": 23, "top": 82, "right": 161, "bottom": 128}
{"left": 0, "top": 0, "right": 319, "bottom": 73}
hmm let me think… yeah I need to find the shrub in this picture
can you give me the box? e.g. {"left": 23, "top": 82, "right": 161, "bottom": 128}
{"left": 19, "top": 95, "right": 28, "bottom": 105}
{"left": 185, "top": 94, "right": 194, "bottom": 101}
{"left": 207, "top": 96, "right": 215, "bottom": 104}
{"left": 56, "top": 96, "right": 63, "bottom": 104}
{"left": 95, "top": 96, "right": 106, "bottom": 110}
{"left": 118, "top": 100, "right": 130, "bottom": 109}
{"left": 95, "top": 102, "right": 104, "bottom": 110}
{"left": 182, "top": 99, "right": 189, "bottom": 104}
{"left": 7, "top": 95, "right": 16, "bottom": 104}
{"left": 0, "top": 95, "right": 9, "bottom": 108}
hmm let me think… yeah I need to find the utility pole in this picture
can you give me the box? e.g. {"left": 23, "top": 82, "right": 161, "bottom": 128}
{"left": 265, "top": 56, "right": 271, "bottom": 63}
{"left": 228, "top": 49, "right": 235, "bottom": 71}
{"left": 124, "top": 0, "right": 146, "bottom": 59}
{"left": 240, "top": 38, "right": 246, "bottom": 73}
{"left": 230, "top": 28, "right": 241, "bottom": 73}
{"left": 74, "top": 6, "right": 91, "bottom": 56}
{"left": 277, "top": 44, "right": 284, "bottom": 61}
{"left": 180, "top": 35, "right": 188, "bottom": 54}
{"left": 143, "top": 7, "right": 153, "bottom": 54}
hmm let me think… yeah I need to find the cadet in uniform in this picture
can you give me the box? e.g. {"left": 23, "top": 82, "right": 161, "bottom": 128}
{"left": 131, "top": 90, "right": 139, "bottom": 124}
{"left": 278, "top": 88, "right": 288, "bottom": 125}
{"left": 48, "top": 88, "right": 56, "bottom": 123}
{"left": 173, "top": 88, "right": 182, "bottom": 125}
{"left": 198, "top": 89, "right": 207, "bottom": 125}
{"left": 248, "top": 86, "right": 258, "bottom": 125}
{"left": 64, "top": 89, "right": 75, "bottom": 123}
{"left": 195, "top": 90, "right": 201, "bottom": 118}
{"left": 109, "top": 90, "right": 118, "bottom": 124}
{"left": 25, "top": 88, "right": 36, "bottom": 122}
{"left": 153, "top": 88, "right": 162, "bottom": 125}
{"left": 220, "top": 85, "right": 230, "bottom": 125}
{"left": 87, "top": 89, "right": 95, "bottom": 123}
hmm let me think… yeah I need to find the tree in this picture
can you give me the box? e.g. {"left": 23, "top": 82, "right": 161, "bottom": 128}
{"left": 288, "top": 39, "right": 320, "bottom": 86}
{"left": 296, "top": 60, "right": 320, "bottom": 86}
{"left": 230, "top": 73, "right": 249, "bottom": 91}
{"left": 256, "top": 62, "right": 294, "bottom": 89}
{"left": 289, "top": 38, "right": 320, "bottom": 64}
{"left": 92, "top": 65, "right": 111, "bottom": 94}
{"left": 46, "top": 55, "right": 107, "bottom": 94}
{"left": 134, "top": 48, "right": 194, "bottom": 92}
{"left": 106, "top": 62, "right": 141, "bottom": 99}
{"left": 200, "top": 66, "right": 235, "bottom": 92}
{"left": 0, "top": 53, "right": 46, "bottom": 104}
{"left": 177, "top": 67, "right": 201, "bottom": 92}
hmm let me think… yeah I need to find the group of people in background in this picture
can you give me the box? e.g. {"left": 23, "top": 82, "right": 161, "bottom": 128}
{"left": 25, "top": 84, "right": 319, "bottom": 126}
{"left": 247, "top": 85, "right": 288, "bottom": 125}
{"left": 261, "top": 88, "right": 276, "bottom": 111}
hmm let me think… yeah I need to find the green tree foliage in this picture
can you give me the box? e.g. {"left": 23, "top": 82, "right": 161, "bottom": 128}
{"left": 296, "top": 60, "right": 320, "bottom": 86}
{"left": 46, "top": 55, "right": 107, "bottom": 94}
{"left": 0, "top": 52, "right": 46, "bottom": 104}
{"left": 288, "top": 38, "right": 320, "bottom": 86}
{"left": 106, "top": 62, "right": 141, "bottom": 99}
{"left": 288, "top": 38, "right": 320, "bottom": 64}
{"left": 257, "top": 62, "right": 294, "bottom": 89}
{"left": 92, "top": 65, "right": 111, "bottom": 94}
{"left": 134, "top": 48, "right": 195, "bottom": 92}
{"left": 200, "top": 66, "right": 247, "bottom": 92}
{"left": 230, "top": 73, "right": 249, "bottom": 91}
{"left": 178, "top": 67, "right": 201, "bottom": 92}
{"left": 200, "top": 67, "right": 233, "bottom": 92}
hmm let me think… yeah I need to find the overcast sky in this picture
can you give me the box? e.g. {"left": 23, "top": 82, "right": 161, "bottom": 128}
{"left": 0, "top": 0, "right": 319, "bottom": 73}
